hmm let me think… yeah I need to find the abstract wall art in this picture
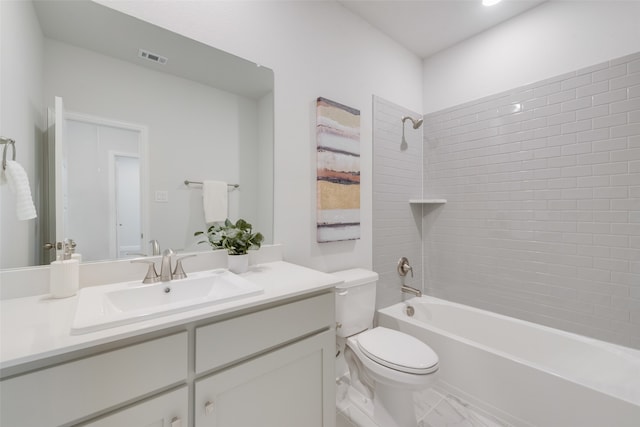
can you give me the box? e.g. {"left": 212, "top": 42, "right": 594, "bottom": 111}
{"left": 316, "top": 97, "right": 360, "bottom": 242}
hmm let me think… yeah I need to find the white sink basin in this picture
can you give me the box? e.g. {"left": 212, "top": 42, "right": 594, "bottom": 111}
{"left": 71, "top": 269, "right": 263, "bottom": 334}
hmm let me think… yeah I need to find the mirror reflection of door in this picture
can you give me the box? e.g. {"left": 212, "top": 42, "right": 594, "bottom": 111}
{"left": 58, "top": 107, "right": 147, "bottom": 262}
{"left": 113, "top": 154, "right": 141, "bottom": 258}
{"left": 42, "top": 97, "right": 67, "bottom": 264}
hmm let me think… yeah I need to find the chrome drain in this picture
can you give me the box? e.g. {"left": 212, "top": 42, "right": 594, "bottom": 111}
{"left": 405, "top": 305, "right": 415, "bottom": 317}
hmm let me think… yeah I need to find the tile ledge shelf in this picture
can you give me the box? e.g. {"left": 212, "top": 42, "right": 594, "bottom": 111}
{"left": 409, "top": 199, "right": 447, "bottom": 204}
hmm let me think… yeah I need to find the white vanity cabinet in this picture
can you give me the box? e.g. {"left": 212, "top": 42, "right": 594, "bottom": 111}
{"left": 80, "top": 387, "right": 189, "bottom": 427}
{"left": 0, "top": 332, "right": 188, "bottom": 426}
{"left": 195, "top": 331, "right": 333, "bottom": 427}
{"left": 194, "top": 293, "right": 335, "bottom": 427}
{"left": 0, "top": 289, "right": 335, "bottom": 427}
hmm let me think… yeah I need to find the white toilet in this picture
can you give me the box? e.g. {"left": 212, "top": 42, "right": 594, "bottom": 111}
{"left": 333, "top": 269, "right": 439, "bottom": 427}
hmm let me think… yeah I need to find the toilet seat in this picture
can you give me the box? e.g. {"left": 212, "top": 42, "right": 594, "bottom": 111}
{"left": 357, "top": 327, "right": 438, "bottom": 374}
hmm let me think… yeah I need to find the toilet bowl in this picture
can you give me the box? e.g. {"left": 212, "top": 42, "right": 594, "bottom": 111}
{"left": 348, "top": 327, "right": 438, "bottom": 386}
{"left": 344, "top": 327, "right": 438, "bottom": 427}
{"left": 333, "top": 269, "right": 439, "bottom": 427}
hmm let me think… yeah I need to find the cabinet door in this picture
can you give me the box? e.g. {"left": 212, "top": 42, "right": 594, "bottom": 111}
{"left": 80, "top": 387, "right": 188, "bottom": 427}
{"left": 0, "top": 332, "right": 187, "bottom": 427}
{"left": 195, "top": 330, "right": 335, "bottom": 427}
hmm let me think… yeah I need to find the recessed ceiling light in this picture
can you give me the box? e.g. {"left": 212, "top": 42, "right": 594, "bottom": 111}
{"left": 483, "top": 0, "right": 503, "bottom": 6}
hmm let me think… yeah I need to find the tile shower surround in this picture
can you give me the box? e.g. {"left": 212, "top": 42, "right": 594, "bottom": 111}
{"left": 422, "top": 52, "right": 640, "bottom": 348}
{"left": 373, "top": 96, "right": 423, "bottom": 310}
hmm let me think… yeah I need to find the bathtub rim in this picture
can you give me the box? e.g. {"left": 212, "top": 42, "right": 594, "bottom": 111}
{"left": 378, "top": 295, "right": 640, "bottom": 407}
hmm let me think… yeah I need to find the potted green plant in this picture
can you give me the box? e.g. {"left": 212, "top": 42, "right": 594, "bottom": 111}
{"left": 194, "top": 218, "right": 264, "bottom": 273}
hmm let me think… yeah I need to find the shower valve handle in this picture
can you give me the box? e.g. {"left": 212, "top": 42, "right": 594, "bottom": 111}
{"left": 397, "top": 257, "right": 413, "bottom": 278}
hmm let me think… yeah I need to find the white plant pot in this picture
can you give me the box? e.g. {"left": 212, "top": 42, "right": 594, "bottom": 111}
{"left": 228, "top": 253, "right": 249, "bottom": 274}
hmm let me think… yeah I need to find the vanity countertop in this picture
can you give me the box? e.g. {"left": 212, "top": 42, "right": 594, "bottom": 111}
{"left": 0, "top": 261, "right": 340, "bottom": 373}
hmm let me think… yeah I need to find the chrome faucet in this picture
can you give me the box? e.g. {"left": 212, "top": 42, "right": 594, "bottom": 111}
{"left": 398, "top": 256, "right": 421, "bottom": 297}
{"left": 131, "top": 249, "right": 195, "bottom": 283}
{"left": 401, "top": 285, "right": 422, "bottom": 297}
{"left": 160, "top": 249, "right": 174, "bottom": 282}
{"left": 149, "top": 239, "right": 161, "bottom": 256}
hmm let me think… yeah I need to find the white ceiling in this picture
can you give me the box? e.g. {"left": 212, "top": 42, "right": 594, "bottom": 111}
{"left": 339, "top": 0, "right": 548, "bottom": 59}
{"left": 35, "top": 0, "right": 548, "bottom": 94}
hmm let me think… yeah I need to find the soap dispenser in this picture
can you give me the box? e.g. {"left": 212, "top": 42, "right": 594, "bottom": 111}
{"left": 50, "top": 240, "right": 79, "bottom": 298}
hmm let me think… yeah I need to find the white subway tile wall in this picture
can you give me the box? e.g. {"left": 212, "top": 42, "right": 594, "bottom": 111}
{"left": 373, "top": 96, "right": 423, "bottom": 310}
{"left": 423, "top": 52, "right": 640, "bottom": 348}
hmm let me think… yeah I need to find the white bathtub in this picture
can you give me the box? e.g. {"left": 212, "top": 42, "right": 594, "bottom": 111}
{"left": 378, "top": 296, "right": 640, "bottom": 427}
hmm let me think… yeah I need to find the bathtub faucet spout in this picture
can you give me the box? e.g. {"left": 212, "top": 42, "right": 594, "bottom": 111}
{"left": 401, "top": 285, "right": 422, "bottom": 297}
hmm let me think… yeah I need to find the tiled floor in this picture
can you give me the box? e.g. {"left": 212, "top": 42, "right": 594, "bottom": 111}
{"left": 336, "top": 376, "right": 511, "bottom": 427}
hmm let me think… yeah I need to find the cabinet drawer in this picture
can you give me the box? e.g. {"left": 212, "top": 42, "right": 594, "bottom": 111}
{"left": 195, "top": 292, "right": 333, "bottom": 374}
{"left": 81, "top": 386, "right": 188, "bottom": 427}
{"left": 0, "top": 332, "right": 187, "bottom": 427}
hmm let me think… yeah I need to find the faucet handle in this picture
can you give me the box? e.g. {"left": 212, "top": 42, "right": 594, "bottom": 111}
{"left": 131, "top": 259, "right": 160, "bottom": 283}
{"left": 172, "top": 254, "right": 197, "bottom": 280}
{"left": 397, "top": 256, "right": 414, "bottom": 278}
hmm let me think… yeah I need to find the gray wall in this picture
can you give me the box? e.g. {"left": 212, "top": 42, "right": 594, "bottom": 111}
{"left": 372, "top": 96, "right": 423, "bottom": 309}
{"left": 423, "top": 52, "right": 640, "bottom": 348}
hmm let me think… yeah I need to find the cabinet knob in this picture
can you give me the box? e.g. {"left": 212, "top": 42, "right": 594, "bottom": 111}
{"left": 205, "top": 400, "right": 215, "bottom": 415}
{"left": 170, "top": 417, "right": 182, "bottom": 427}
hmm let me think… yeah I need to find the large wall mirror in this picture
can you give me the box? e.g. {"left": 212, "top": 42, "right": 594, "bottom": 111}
{"left": 1, "top": 0, "right": 274, "bottom": 268}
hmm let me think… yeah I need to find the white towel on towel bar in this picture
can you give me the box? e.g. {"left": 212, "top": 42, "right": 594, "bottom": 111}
{"left": 4, "top": 160, "right": 37, "bottom": 220}
{"left": 203, "top": 180, "right": 228, "bottom": 224}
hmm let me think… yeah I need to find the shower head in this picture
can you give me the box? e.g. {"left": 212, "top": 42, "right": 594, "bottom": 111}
{"left": 402, "top": 116, "right": 423, "bottom": 129}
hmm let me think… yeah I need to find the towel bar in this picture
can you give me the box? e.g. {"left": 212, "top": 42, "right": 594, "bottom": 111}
{"left": 184, "top": 180, "right": 239, "bottom": 189}
{"left": 1, "top": 137, "right": 16, "bottom": 170}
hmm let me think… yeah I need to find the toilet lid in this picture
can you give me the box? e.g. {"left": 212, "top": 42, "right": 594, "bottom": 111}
{"left": 357, "top": 327, "right": 438, "bottom": 374}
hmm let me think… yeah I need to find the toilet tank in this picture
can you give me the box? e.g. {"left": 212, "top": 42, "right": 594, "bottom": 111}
{"left": 332, "top": 268, "right": 379, "bottom": 338}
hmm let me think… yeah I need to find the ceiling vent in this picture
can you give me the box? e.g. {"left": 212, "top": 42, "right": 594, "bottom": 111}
{"left": 138, "top": 49, "right": 168, "bottom": 65}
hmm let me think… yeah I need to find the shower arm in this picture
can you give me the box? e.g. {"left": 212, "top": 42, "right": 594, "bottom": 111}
{"left": 401, "top": 116, "right": 423, "bottom": 130}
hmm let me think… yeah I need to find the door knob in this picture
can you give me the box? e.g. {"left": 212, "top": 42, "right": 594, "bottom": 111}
{"left": 205, "top": 400, "right": 215, "bottom": 415}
